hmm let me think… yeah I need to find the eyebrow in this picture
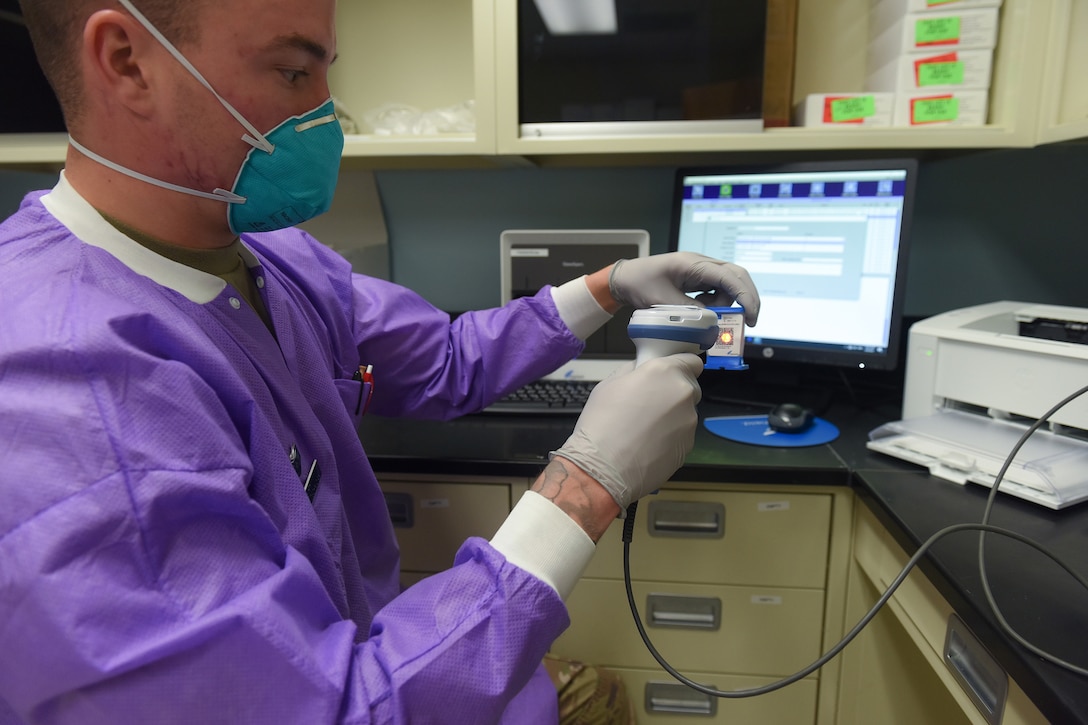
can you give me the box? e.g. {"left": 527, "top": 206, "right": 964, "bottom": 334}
{"left": 268, "top": 33, "right": 338, "bottom": 64}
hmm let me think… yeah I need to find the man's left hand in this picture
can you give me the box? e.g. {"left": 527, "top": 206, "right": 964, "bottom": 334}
{"left": 608, "top": 252, "right": 761, "bottom": 326}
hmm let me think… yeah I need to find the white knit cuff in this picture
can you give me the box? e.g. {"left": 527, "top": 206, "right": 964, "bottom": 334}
{"left": 489, "top": 491, "right": 596, "bottom": 600}
{"left": 550, "top": 276, "right": 613, "bottom": 341}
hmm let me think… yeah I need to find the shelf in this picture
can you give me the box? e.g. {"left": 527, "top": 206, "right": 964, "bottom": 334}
{"left": 1, "top": 0, "right": 1082, "bottom": 167}
{"left": 490, "top": 124, "right": 1035, "bottom": 156}
{"left": 0, "top": 133, "right": 67, "bottom": 167}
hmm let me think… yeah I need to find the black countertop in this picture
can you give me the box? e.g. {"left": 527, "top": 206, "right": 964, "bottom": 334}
{"left": 358, "top": 389, "right": 1088, "bottom": 724}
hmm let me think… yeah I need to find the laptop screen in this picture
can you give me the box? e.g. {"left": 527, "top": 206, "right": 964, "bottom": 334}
{"left": 500, "top": 229, "right": 650, "bottom": 377}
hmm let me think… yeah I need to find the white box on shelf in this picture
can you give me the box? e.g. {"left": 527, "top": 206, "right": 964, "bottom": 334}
{"left": 892, "top": 89, "right": 989, "bottom": 126}
{"left": 866, "top": 48, "right": 993, "bottom": 93}
{"left": 867, "top": 7, "right": 1000, "bottom": 71}
{"left": 795, "top": 93, "right": 895, "bottom": 127}
{"left": 869, "top": 0, "right": 1003, "bottom": 37}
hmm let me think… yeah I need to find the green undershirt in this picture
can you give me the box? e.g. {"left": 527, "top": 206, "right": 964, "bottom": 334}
{"left": 101, "top": 213, "right": 274, "bottom": 334}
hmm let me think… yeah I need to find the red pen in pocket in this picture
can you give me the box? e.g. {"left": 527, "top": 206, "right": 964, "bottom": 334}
{"left": 354, "top": 364, "right": 375, "bottom": 415}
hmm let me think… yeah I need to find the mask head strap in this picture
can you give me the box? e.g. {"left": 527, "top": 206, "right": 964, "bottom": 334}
{"left": 116, "top": 0, "right": 274, "bottom": 153}
{"left": 67, "top": 136, "right": 245, "bottom": 203}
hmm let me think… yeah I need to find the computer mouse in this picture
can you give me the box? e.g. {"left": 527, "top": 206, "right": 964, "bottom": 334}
{"left": 767, "top": 402, "right": 814, "bottom": 433}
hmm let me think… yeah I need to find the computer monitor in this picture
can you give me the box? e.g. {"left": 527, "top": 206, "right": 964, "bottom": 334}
{"left": 670, "top": 158, "right": 917, "bottom": 381}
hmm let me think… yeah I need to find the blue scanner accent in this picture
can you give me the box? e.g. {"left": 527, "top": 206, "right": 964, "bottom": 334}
{"left": 627, "top": 323, "right": 719, "bottom": 351}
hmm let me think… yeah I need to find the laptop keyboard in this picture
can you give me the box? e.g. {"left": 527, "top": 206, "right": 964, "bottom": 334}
{"left": 482, "top": 379, "right": 598, "bottom": 415}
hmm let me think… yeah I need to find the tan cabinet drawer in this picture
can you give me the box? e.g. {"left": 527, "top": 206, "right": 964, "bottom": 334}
{"left": 584, "top": 489, "right": 832, "bottom": 588}
{"left": 552, "top": 578, "right": 825, "bottom": 676}
{"left": 610, "top": 667, "right": 816, "bottom": 724}
{"left": 378, "top": 479, "right": 512, "bottom": 573}
{"left": 849, "top": 505, "right": 1050, "bottom": 725}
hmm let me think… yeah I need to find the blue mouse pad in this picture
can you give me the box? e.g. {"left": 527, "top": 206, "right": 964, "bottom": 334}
{"left": 704, "top": 415, "right": 840, "bottom": 448}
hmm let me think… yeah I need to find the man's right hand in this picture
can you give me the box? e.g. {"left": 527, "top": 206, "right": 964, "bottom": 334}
{"left": 551, "top": 353, "right": 704, "bottom": 513}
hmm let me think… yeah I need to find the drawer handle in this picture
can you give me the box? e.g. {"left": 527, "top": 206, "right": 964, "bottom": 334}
{"left": 644, "top": 682, "right": 717, "bottom": 716}
{"left": 944, "top": 614, "right": 1007, "bottom": 725}
{"left": 647, "top": 594, "right": 721, "bottom": 630}
{"left": 647, "top": 500, "right": 725, "bottom": 538}
{"left": 383, "top": 492, "right": 414, "bottom": 528}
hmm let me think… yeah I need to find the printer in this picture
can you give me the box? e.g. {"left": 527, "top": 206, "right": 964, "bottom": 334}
{"left": 868, "top": 301, "right": 1088, "bottom": 509}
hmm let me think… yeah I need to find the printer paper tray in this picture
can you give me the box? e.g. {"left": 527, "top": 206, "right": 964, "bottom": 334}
{"left": 867, "top": 409, "right": 1088, "bottom": 509}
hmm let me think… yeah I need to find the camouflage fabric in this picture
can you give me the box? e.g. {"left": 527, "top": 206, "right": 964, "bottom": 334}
{"left": 544, "top": 653, "right": 637, "bottom": 724}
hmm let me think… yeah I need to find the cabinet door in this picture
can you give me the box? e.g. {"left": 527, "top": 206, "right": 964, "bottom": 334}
{"left": 378, "top": 478, "right": 512, "bottom": 574}
{"left": 838, "top": 505, "right": 1049, "bottom": 725}
{"left": 332, "top": 0, "right": 497, "bottom": 158}
{"left": 1036, "top": 0, "right": 1088, "bottom": 144}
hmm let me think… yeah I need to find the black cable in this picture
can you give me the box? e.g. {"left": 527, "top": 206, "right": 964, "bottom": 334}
{"left": 835, "top": 366, "right": 860, "bottom": 408}
{"left": 975, "top": 383, "right": 1088, "bottom": 676}
{"left": 623, "top": 383, "right": 1088, "bottom": 696}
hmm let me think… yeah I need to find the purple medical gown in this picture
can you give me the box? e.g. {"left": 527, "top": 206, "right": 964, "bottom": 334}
{"left": 0, "top": 183, "right": 585, "bottom": 724}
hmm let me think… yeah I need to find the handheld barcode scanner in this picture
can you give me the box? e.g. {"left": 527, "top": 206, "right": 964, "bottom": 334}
{"left": 627, "top": 305, "right": 721, "bottom": 366}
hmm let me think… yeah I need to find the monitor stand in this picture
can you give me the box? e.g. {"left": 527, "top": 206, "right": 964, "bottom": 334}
{"left": 701, "top": 367, "right": 835, "bottom": 414}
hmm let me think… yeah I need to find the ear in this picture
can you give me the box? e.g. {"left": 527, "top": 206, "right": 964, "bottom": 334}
{"left": 81, "top": 9, "right": 161, "bottom": 118}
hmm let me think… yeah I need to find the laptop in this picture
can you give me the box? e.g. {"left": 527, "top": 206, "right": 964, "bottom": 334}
{"left": 485, "top": 229, "right": 650, "bottom": 413}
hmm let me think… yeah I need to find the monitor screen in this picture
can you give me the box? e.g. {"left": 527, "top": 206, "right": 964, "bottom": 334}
{"left": 669, "top": 158, "right": 917, "bottom": 372}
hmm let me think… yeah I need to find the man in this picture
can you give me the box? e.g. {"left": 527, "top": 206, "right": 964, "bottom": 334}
{"left": 0, "top": 1, "right": 760, "bottom": 723}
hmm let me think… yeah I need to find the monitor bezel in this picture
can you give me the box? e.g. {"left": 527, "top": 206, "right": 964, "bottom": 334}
{"left": 668, "top": 157, "right": 919, "bottom": 372}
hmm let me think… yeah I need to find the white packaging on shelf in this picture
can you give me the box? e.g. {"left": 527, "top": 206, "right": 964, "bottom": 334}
{"left": 866, "top": 48, "right": 993, "bottom": 93}
{"left": 892, "top": 89, "right": 989, "bottom": 126}
{"left": 795, "top": 93, "right": 895, "bottom": 127}
{"left": 869, "top": 0, "right": 1003, "bottom": 37}
{"left": 867, "top": 7, "right": 1000, "bottom": 71}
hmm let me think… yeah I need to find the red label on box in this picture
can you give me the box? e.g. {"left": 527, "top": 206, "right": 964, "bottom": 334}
{"left": 823, "top": 96, "right": 867, "bottom": 124}
{"left": 914, "top": 52, "right": 958, "bottom": 85}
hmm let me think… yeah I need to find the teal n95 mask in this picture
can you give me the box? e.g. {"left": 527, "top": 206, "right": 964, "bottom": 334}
{"left": 69, "top": 0, "right": 344, "bottom": 234}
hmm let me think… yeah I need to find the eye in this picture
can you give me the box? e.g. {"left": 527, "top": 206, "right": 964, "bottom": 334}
{"left": 278, "top": 67, "right": 309, "bottom": 84}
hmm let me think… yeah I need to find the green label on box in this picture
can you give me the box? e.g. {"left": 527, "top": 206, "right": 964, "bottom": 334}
{"left": 913, "top": 97, "right": 960, "bottom": 123}
{"left": 926, "top": 0, "right": 959, "bottom": 6}
{"left": 916, "top": 17, "right": 962, "bottom": 45}
{"left": 830, "top": 96, "right": 876, "bottom": 122}
{"left": 919, "top": 61, "right": 965, "bottom": 86}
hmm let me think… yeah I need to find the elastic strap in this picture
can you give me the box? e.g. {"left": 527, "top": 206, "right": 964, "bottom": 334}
{"left": 68, "top": 135, "right": 245, "bottom": 204}
{"left": 116, "top": 0, "right": 273, "bottom": 153}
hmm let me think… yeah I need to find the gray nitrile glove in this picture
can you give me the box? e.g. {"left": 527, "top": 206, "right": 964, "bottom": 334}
{"left": 551, "top": 353, "right": 704, "bottom": 511}
{"left": 608, "top": 251, "right": 761, "bottom": 327}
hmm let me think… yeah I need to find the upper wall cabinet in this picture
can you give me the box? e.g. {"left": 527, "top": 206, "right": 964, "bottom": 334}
{"left": 494, "top": 0, "right": 1053, "bottom": 154}
{"left": 1035, "top": 0, "right": 1088, "bottom": 145}
{"left": 0, "top": 0, "right": 500, "bottom": 165}
{"left": 0, "top": 0, "right": 1083, "bottom": 167}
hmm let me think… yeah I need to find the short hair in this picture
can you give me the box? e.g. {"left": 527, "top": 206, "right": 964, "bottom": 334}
{"left": 18, "top": 0, "right": 205, "bottom": 128}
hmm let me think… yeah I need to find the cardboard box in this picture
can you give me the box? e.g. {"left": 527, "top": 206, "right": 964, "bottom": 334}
{"left": 892, "top": 89, "right": 989, "bottom": 126}
{"left": 867, "top": 7, "right": 1000, "bottom": 71}
{"left": 866, "top": 48, "right": 993, "bottom": 93}
{"left": 795, "top": 93, "right": 895, "bottom": 127}
{"left": 869, "top": 0, "right": 1002, "bottom": 37}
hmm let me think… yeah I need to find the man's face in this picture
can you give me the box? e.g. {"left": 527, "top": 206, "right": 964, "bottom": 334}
{"left": 149, "top": 0, "right": 338, "bottom": 199}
